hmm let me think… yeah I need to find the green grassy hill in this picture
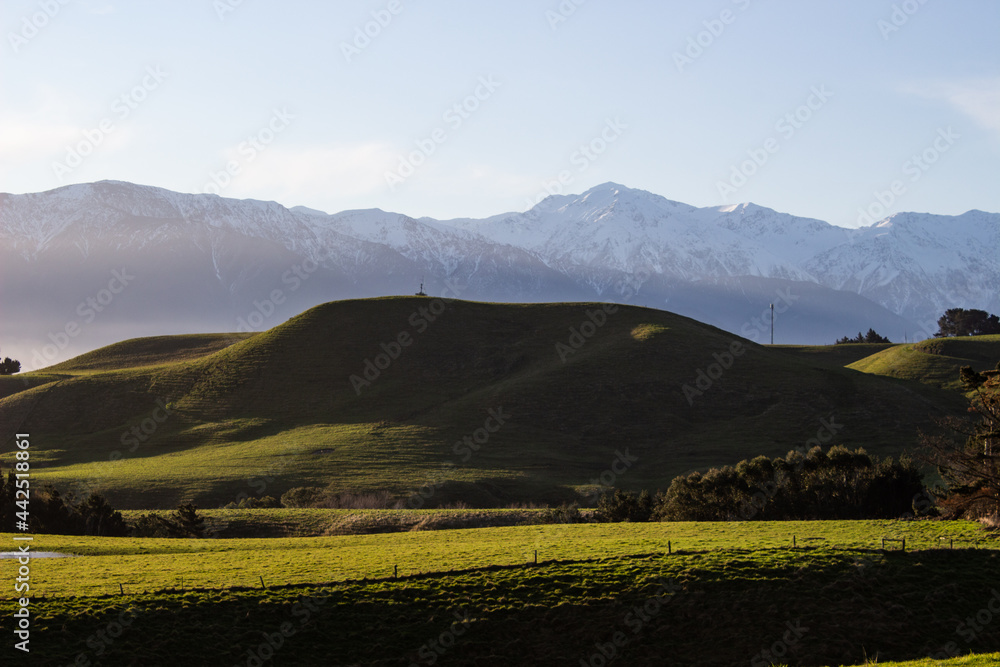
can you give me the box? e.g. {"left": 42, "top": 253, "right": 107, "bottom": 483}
{"left": 847, "top": 335, "right": 1000, "bottom": 391}
{"left": 0, "top": 333, "right": 254, "bottom": 401}
{"left": 44, "top": 332, "right": 257, "bottom": 373}
{"left": 0, "top": 298, "right": 967, "bottom": 508}
{"left": 770, "top": 342, "right": 897, "bottom": 368}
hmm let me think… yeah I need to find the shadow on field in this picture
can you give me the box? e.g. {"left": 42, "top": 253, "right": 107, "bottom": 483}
{"left": 14, "top": 547, "right": 1000, "bottom": 666}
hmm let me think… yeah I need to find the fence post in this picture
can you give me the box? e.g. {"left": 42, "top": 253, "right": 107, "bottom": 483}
{"left": 793, "top": 535, "right": 796, "bottom": 548}
{"left": 259, "top": 576, "right": 266, "bottom": 589}
{"left": 394, "top": 565, "right": 398, "bottom": 579}
{"left": 119, "top": 583, "right": 124, "bottom": 595}
{"left": 534, "top": 550, "right": 537, "bottom": 565}
{"left": 667, "top": 540, "right": 671, "bottom": 554}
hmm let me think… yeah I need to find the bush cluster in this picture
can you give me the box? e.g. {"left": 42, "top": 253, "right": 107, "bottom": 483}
{"left": 594, "top": 446, "right": 928, "bottom": 523}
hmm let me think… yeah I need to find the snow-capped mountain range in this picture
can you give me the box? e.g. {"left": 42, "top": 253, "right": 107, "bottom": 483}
{"left": 2, "top": 180, "right": 997, "bottom": 369}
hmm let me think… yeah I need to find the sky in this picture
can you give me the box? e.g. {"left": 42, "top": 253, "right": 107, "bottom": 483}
{"left": 2, "top": 0, "right": 999, "bottom": 226}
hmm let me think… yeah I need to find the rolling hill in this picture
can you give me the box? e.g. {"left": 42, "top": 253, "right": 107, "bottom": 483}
{"left": 0, "top": 298, "right": 970, "bottom": 509}
{"left": 847, "top": 335, "right": 1000, "bottom": 391}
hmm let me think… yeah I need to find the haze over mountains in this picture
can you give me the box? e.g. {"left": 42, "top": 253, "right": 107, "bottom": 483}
{"left": 2, "top": 180, "right": 998, "bottom": 369}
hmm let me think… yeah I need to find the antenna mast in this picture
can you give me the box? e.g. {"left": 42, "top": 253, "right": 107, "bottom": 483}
{"left": 770, "top": 303, "right": 774, "bottom": 345}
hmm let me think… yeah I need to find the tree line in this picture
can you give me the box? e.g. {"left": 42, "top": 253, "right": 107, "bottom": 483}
{"left": 595, "top": 446, "right": 927, "bottom": 522}
{"left": 597, "top": 360, "right": 1000, "bottom": 523}
{"left": 836, "top": 329, "right": 891, "bottom": 345}
{"left": 835, "top": 307, "right": 1000, "bottom": 345}
{"left": 0, "top": 471, "right": 206, "bottom": 537}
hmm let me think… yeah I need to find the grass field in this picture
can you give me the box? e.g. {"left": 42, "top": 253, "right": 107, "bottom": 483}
{"left": 0, "top": 298, "right": 972, "bottom": 510}
{"left": 2, "top": 520, "right": 998, "bottom": 665}
{"left": 4, "top": 304, "right": 999, "bottom": 664}
{"left": 4, "top": 519, "right": 996, "bottom": 598}
{"left": 852, "top": 655, "right": 1000, "bottom": 666}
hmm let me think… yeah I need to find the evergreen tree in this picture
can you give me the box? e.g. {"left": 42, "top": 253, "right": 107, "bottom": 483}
{"left": 173, "top": 503, "right": 206, "bottom": 537}
{"left": 835, "top": 329, "right": 890, "bottom": 344}
{"left": 935, "top": 308, "right": 1000, "bottom": 337}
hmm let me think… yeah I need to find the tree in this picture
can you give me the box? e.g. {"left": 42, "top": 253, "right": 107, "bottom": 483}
{"left": 652, "top": 446, "right": 925, "bottom": 521}
{"left": 597, "top": 489, "right": 653, "bottom": 522}
{"left": 935, "top": 309, "right": 1000, "bottom": 338}
{"left": 921, "top": 362, "right": 1000, "bottom": 519}
{"left": 76, "top": 494, "right": 130, "bottom": 536}
{"left": 835, "top": 329, "right": 891, "bottom": 345}
{"left": 130, "top": 503, "right": 207, "bottom": 538}
{"left": 0, "top": 357, "right": 21, "bottom": 375}
{"left": 173, "top": 503, "right": 206, "bottom": 537}
{"left": 0, "top": 471, "right": 129, "bottom": 536}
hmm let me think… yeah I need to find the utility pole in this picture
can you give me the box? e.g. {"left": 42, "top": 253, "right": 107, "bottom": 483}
{"left": 770, "top": 303, "right": 774, "bottom": 345}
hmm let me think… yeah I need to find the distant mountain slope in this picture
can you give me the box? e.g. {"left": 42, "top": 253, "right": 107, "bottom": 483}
{"left": 2, "top": 180, "right": 997, "bottom": 367}
{"left": 0, "top": 298, "right": 963, "bottom": 508}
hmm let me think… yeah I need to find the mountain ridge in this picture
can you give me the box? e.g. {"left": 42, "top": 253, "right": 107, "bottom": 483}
{"left": 2, "top": 180, "right": 997, "bottom": 368}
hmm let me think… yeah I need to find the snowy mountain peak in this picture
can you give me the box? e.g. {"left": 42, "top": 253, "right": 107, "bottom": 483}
{"left": 1, "top": 180, "right": 997, "bottom": 351}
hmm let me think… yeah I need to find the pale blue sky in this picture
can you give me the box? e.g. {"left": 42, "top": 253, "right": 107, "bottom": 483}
{"left": 3, "top": 0, "right": 998, "bottom": 225}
